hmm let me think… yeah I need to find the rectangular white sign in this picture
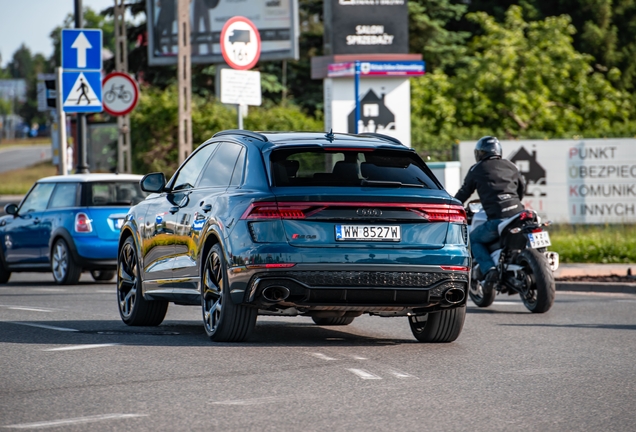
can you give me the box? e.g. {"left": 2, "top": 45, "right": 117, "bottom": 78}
{"left": 220, "top": 69, "right": 262, "bottom": 106}
{"left": 460, "top": 139, "right": 636, "bottom": 224}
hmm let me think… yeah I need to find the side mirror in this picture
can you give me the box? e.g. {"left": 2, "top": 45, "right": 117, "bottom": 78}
{"left": 140, "top": 173, "right": 166, "bottom": 193}
{"left": 4, "top": 203, "right": 18, "bottom": 215}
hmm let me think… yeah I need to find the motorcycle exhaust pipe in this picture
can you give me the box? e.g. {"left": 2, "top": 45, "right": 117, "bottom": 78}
{"left": 444, "top": 288, "right": 465, "bottom": 304}
{"left": 261, "top": 286, "right": 290, "bottom": 302}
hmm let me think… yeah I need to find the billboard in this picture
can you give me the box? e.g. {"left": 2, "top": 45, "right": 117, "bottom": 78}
{"left": 459, "top": 139, "right": 636, "bottom": 224}
{"left": 323, "top": 0, "right": 408, "bottom": 55}
{"left": 146, "top": 0, "right": 299, "bottom": 66}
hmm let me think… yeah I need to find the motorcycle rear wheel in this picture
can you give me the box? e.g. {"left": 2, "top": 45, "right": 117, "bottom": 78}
{"left": 516, "top": 248, "right": 555, "bottom": 313}
{"left": 469, "top": 277, "right": 496, "bottom": 308}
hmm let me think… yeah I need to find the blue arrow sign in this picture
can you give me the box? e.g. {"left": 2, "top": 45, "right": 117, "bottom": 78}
{"left": 62, "top": 71, "right": 103, "bottom": 113}
{"left": 62, "top": 29, "right": 102, "bottom": 71}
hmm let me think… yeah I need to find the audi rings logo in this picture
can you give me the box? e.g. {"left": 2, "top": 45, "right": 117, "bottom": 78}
{"left": 357, "top": 208, "right": 383, "bottom": 216}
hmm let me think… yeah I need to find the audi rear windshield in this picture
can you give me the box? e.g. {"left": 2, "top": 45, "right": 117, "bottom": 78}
{"left": 270, "top": 148, "right": 440, "bottom": 189}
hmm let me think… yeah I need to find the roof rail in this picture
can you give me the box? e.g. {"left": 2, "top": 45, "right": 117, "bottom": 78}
{"left": 213, "top": 129, "right": 269, "bottom": 142}
{"left": 356, "top": 133, "right": 404, "bottom": 146}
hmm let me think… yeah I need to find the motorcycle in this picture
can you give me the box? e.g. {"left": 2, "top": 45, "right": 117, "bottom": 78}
{"left": 466, "top": 202, "right": 559, "bottom": 313}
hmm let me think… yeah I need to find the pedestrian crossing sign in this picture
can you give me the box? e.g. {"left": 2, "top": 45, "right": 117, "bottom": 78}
{"left": 62, "top": 71, "right": 103, "bottom": 113}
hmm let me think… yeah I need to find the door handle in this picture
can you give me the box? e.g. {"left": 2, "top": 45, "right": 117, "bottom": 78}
{"left": 201, "top": 204, "right": 212, "bottom": 213}
{"left": 169, "top": 206, "right": 179, "bottom": 214}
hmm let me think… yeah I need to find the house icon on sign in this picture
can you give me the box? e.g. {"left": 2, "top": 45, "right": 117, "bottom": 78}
{"left": 508, "top": 146, "right": 546, "bottom": 197}
{"left": 348, "top": 89, "right": 395, "bottom": 133}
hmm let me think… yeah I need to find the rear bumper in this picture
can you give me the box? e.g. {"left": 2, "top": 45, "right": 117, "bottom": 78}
{"left": 232, "top": 264, "right": 469, "bottom": 312}
{"left": 72, "top": 237, "right": 118, "bottom": 270}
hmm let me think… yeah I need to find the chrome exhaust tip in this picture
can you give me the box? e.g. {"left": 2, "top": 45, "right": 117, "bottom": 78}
{"left": 261, "top": 286, "right": 290, "bottom": 302}
{"left": 444, "top": 288, "right": 465, "bottom": 304}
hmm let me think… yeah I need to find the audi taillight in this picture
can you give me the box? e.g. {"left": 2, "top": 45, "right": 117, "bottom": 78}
{"left": 75, "top": 212, "right": 93, "bottom": 233}
{"left": 242, "top": 202, "right": 309, "bottom": 220}
{"left": 406, "top": 204, "right": 467, "bottom": 223}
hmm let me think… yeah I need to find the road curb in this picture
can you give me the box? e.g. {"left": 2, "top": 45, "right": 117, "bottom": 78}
{"left": 556, "top": 281, "right": 636, "bottom": 294}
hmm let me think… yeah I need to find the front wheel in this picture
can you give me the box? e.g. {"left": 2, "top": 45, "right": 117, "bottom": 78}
{"left": 117, "top": 237, "right": 168, "bottom": 326}
{"left": 468, "top": 277, "right": 496, "bottom": 308}
{"left": 201, "top": 243, "right": 256, "bottom": 342}
{"left": 516, "top": 248, "right": 555, "bottom": 313}
{"left": 408, "top": 306, "right": 466, "bottom": 343}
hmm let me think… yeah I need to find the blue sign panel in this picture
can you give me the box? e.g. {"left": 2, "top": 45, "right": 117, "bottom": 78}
{"left": 62, "top": 71, "right": 103, "bottom": 113}
{"left": 62, "top": 29, "right": 102, "bottom": 71}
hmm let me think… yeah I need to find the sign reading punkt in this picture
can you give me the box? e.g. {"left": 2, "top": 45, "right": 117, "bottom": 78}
{"left": 61, "top": 29, "right": 103, "bottom": 113}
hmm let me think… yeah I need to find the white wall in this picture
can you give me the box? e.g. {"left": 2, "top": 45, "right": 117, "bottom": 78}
{"left": 459, "top": 139, "right": 636, "bottom": 224}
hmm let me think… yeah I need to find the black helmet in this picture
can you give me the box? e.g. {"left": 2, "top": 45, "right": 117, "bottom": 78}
{"left": 474, "top": 136, "right": 502, "bottom": 162}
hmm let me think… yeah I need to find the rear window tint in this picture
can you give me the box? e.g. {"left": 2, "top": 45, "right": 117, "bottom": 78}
{"left": 270, "top": 149, "right": 439, "bottom": 189}
{"left": 87, "top": 182, "right": 147, "bottom": 206}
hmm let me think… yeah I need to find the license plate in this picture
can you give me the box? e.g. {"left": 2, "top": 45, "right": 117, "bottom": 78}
{"left": 528, "top": 231, "right": 551, "bottom": 248}
{"left": 335, "top": 225, "right": 401, "bottom": 241}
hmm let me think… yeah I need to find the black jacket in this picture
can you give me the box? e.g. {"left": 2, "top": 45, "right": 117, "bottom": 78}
{"left": 455, "top": 157, "right": 526, "bottom": 220}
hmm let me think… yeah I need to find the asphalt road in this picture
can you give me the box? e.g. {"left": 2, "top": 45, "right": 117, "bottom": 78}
{"left": 1, "top": 273, "right": 635, "bottom": 431}
{"left": 0, "top": 144, "right": 51, "bottom": 173}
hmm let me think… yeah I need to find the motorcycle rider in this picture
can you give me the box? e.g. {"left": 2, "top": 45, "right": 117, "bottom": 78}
{"left": 454, "top": 136, "right": 526, "bottom": 287}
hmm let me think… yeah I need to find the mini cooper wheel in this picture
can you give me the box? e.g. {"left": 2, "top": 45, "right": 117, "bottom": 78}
{"left": 202, "top": 243, "right": 256, "bottom": 342}
{"left": 0, "top": 251, "right": 11, "bottom": 284}
{"left": 117, "top": 237, "right": 168, "bottom": 326}
{"left": 91, "top": 270, "right": 116, "bottom": 281}
{"left": 51, "top": 238, "right": 81, "bottom": 285}
{"left": 408, "top": 306, "right": 466, "bottom": 343}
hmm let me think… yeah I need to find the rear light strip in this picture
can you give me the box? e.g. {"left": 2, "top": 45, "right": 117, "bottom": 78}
{"left": 241, "top": 202, "right": 467, "bottom": 223}
{"left": 440, "top": 265, "right": 470, "bottom": 272}
{"left": 246, "top": 263, "right": 296, "bottom": 269}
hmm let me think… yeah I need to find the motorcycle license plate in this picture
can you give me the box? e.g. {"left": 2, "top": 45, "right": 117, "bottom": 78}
{"left": 528, "top": 231, "right": 551, "bottom": 248}
{"left": 335, "top": 225, "right": 401, "bottom": 241}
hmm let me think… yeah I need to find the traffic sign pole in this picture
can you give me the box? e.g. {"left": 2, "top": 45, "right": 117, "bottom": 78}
{"left": 114, "top": 0, "right": 132, "bottom": 173}
{"left": 55, "top": 67, "right": 68, "bottom": 176}
{"left": 177, "top": 0, "right": 192, "bottom": 164}
{"left": 75, "top": 0, "right": 89, "bottom": 174}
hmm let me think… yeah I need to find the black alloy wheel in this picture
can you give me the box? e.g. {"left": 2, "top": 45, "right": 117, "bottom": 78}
{"left": 201, "top": 243, "right": 256, "bottom": 342}
{"left": 0, "top": 252, "right": 10, "bottom": 284}
{"left": 117, "top": 237, "right": 168, "bottom": 326}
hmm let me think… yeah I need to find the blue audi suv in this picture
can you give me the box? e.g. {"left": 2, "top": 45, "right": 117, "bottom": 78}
{"left": 117, "top": 131, "right": 470, "bottom": 342}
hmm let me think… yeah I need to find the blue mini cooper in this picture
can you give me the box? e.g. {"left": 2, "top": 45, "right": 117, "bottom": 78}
{"left": 0, "top": 174, "right": 145, "bottom": 284}
{"left": 118, "top": 131, "right": 470, "bottom": 342}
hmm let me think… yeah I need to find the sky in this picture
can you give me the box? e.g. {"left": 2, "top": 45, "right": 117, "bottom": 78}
{"left": 0, "top": 0, "right": 128, "bottom": 68}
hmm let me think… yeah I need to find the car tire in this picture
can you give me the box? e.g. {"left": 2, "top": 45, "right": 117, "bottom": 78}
{"left": 0, "top": 257, "right": 10, "bottom": 284}
{"left": 408, "top": 305, "right": 466, "bottom": 343}
{"left": 51, "top": 238, "right": 82, "bottom": 285}
{"left": 117, "top": 237, "right": 168, "bottom": 326}
{"left": 312, "top": 316, "right": 355, "bottom": 326}
{"left": 202, "top": 243, "right": 256, "bottom": 342}
{"left": 91, "top": 270, "right": 116, "bottom": 281}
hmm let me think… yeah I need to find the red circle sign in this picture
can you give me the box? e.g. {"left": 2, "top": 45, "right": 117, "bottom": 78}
{"left": 220, "top": 16, "right": 261, "bottom": 70}
{"left": 101, "top": 72, "right": 139, "bottom": 116}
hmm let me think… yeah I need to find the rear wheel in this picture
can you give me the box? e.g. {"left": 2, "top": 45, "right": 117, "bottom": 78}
{"left": 117, "top": 237, "right": 168, "bottom": 326}
{"left": 91, "top": 270, "right": 116, "bottom": 281}
{"left": 312, "top": 316, "right": 355, "bottom": 326}
{"left": 408, "top": 306, "right": 466, "bottom": 343}
{"left": 0, "top": 257, "right": 10, "bottom": 284}
{"left": 516, "top": 248, "right": 555, "bottom": 313}
{"left": 51, "top": 238, "right": 81, "bottom": 285}
{"left": 468, "top": 277, "right": 496, "bottom": 308}
{"left": 202, "top": 243, "right": 256, "bottom": 342}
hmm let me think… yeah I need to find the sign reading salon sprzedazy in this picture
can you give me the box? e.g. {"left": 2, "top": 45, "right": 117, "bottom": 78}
{"left": 324, "top": 0, "right": 408, "bottom": 55}
{"left": 459, "top": 139, "right": 636, "bottom": 224}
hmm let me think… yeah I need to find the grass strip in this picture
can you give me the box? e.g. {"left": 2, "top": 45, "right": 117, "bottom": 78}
{"left": 549, "top": 224, "right": 636, "bottom": 263}
{"left": 0, "top": 161, "right": 58, "bottom": 195}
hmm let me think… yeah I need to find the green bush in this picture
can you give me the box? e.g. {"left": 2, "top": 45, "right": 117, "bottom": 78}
{"left": 130, "top": 86, "right": 323, "bottom": 176}
{"left": 549, "top": 225, "right": 636, "bottom": 263}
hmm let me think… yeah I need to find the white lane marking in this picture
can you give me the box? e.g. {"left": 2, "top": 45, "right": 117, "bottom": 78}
{"left": 42, "top": 344, "right": 120, "bottom": 352}
{"left": 30, "top": 288, "right": 67, "bottom": 292}
{"left": 6, "top": 322, "right": 79, "bottom": 332}
{"left": 2, "top": 413, "right": 147, "bottom": 429}
{"left": 388, "top": 370, "right": 418, "bottom": 379}
{"left": 6, "top": 306, "right": 53, "bottom": 313}
{"left": 211, "top": 397, "right": 282, "bottom": 406}
{"left": 310, "top": 352, "right": 337, "bottom": 361}
{"left": 350, "top": 355, "right": 368, "bottom": 360}
{"left": 96, "top": 290, "right": 115, "bottom": 294}
{"left": 347, "top": 369, "right": 382, "bottom": 380}
{"left": 493, "top": 301, "right": 522, "bottom": 305}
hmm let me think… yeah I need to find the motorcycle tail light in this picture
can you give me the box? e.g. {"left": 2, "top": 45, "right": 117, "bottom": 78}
{"left": 531, "top": 228, "right": 543, "bottom": 233}
{"left": 75, "top": 212, "right": 93, "bottom": 233}
{"left": 519, "top": 210, "right": 534, "bottom": 221}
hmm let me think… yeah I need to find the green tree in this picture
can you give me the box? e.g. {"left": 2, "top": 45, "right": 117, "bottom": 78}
{"left": 411, "top": 5, "right": 634, "bottom": 159}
